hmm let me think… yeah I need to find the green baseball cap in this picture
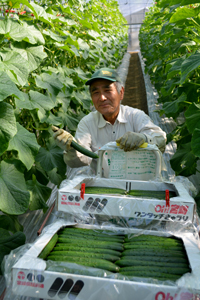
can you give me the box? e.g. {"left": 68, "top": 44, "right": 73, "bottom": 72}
{"left": 85, "top": 68, "right": 122, "bottom": 85}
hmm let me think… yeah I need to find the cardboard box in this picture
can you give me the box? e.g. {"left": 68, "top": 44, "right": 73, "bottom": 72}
{"left": 57, "top": 177, "right": 196, "bottom": 226}
{"left": 11, "top": 220, "right": 200, "bottom": 300}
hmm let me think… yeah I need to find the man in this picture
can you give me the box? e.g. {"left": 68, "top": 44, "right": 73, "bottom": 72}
{"left": 53, "top": 67, "right": 166, "bottom": 170}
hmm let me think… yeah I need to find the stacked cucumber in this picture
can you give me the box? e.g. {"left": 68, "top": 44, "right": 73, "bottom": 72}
{"left": 41, "top": 227, "right": 124, "bottom": 272}
{"left": 117, "top": 234, "right": 191, "bottom": 281}
{"left": 84, "top": 186, "right": 177, "bottom": 199}
{"left": 39, "top": 228, "right": 191, "bottom": 281}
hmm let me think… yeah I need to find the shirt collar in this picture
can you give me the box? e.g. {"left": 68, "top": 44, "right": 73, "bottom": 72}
{"left": 97, "top": 105, "right": 127, "bottom": 128}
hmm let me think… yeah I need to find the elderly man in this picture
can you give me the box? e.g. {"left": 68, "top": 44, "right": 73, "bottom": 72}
{"left": 53, "top": 68, "right": 166, "bottom": 170}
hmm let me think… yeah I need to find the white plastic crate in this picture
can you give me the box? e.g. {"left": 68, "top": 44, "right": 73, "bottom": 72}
{"left": 57, "top": 176, "right": 195, "bottom": 227}
{"left": 11, "top": 220, "right": 200, "bottom": 300}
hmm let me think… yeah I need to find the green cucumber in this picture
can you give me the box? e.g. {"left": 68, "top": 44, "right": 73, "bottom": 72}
{"left": 127, "top": 190, "right": 176, "bottom": 199}
{"left": 124, "top": 235, "right": 182, "bottom": 243}
{"left": 71, "top": 140, "right": 98, "bottom": 159}
{"left": 124, "top": 243, "right": 183, "bottom": 250}
{"left": 47, "top": 256, "right": 119, "bottom": 272}
{"left": 119, "top": 266, "right": 191, "bottom": 275}
{"left": 84, "top": 186, "right": 126, "bottom": 195}
{"left": 124, "top": 239, "right": 182, "bottom": 246}
{"left": 52, "top": 126, "right": 98, "bottom": 159}
{"left": 116, "top": 256, "right": 188, "bottom": 267}
{"left": 119, "top": 270, "right": 180, "bottom": 281}
{"left": 116, "top": 259, "right": 189, "bottom": 268}
{"left": 60, "top": 227, "right": 125, "bottom": 239}
{"left": 122, "top": 250, "right": 186, "bottom": 258}
{"left": 48, "top": 251, "right": 120, "bottom": 262}
{"left": 57, "top": 237, "right": 124, "bottom": 251}
{"left": 58, "top": 233, "right": 124, "bottom": 243}
{"left": 38, "top": 233, "right": 58, "bottom": 260}
{"left": 53, "top": 245, "right": 121, "bottom": 256}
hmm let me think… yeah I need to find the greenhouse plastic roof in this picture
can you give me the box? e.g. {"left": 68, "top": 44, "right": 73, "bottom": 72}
{"left": 118, "top": 0, "right": 153, "bottom": 17}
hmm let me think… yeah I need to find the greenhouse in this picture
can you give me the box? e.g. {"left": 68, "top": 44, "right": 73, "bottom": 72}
{"left": 0, "top": 0, "right": 200, "bottom": 299}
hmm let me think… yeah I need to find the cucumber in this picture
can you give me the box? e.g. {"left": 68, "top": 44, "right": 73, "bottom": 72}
{"left": 116, "top": 259, "right": 189, "bottom": 268}
{"left": 53, "top": 245, "right": 121, "bottom": 256}
{"left": 84, "top": 186, "right": 126, "bottom": 195}
{"left": 124, "top": 235, "right": 182, "bottom": 243}
{"left": 38, "top": 233, "right": 58, "bottom": 260}
{"left": 47, "top": 256, "right": 119, "bottom": 272}
{"left": 124, "top": 239, "right": 182, "bottom": 246}
{"left": 116, "top": 256, "right": 188, "bottom": 267}
{"left": 71, "top": 140, "right": 98, "bottom": 159}
{"left": 60, "top": 227, "right": 125, "bottom": 239}
{"left": 119, "top": 270, "right": 180, "bottom": 281}
{"left": 57, "top": 237, "right": 124, "bottom": 251}
{"left": 122, "top": 250, "right": 186, "bottom": 258}
{"left": 52, "top": 126, "right": 98, "bottom": 159}
{"left": 48, "top": 251, "right": 120, "bottom": 262}
{"left": 127, "top": 190, "right": 176, "bottom": 199}
{"left": 119, "top": 266, "right": 191, "bottom": 275}
{"left": 58, "top": 233, "right": 124, "bottom": 243}
{"left": 124, "top": 243, "right": 183, "bottom": 250}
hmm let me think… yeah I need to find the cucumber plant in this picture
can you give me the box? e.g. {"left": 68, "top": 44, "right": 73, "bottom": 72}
{"left": 139, "top": 0, "right": 200, "bottom": 190}
{"left": 0, "top": 0, "right": 128, "bottom": 272}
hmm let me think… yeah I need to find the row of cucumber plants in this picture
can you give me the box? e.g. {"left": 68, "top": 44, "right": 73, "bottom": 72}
{"left": 139, "top": 0, "right": 200, "bottom": 195}
{"left": 0, "top": 0, "right": 128, "bottom": 272}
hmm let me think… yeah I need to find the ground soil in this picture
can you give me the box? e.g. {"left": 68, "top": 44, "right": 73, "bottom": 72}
{"left": 121, "top": 52, "right": 149, "bottom": 115}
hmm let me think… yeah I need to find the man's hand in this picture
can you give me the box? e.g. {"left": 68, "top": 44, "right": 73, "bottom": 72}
{"left": 52, "top": 126, "right": 73, "bottom": 151}
{"left": 116, "top": 132, "right": 146, "bottom": 152}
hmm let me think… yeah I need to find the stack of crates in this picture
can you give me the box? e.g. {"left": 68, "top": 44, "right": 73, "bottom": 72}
{"left": 11, "top": 145, "right": 200, "bottom": 300}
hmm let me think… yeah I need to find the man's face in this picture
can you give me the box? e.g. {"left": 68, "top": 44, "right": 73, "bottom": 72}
{"left": 90, "top": 79, "right": 124, "bottom": 123}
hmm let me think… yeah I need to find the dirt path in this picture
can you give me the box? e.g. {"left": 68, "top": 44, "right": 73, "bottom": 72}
{"left": 121, "top": 52, "right": 149, "bottom": 115}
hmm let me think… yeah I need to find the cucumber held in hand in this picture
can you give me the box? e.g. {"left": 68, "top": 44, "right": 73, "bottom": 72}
{"left": 52, "top": 125, "right": 98, "bottom": 159}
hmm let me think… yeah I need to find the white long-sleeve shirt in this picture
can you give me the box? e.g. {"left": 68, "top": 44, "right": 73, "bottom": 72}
{"left": 64, "top": 105, "right": 166, "bottom": 168}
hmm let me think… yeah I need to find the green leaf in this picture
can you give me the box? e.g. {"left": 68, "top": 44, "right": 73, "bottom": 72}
{"left": 10, "top": 0, "right": 38, "bottom": 18}
{"left": 162, "top": 93, "right": 187, "bottom": 115}
{"left": 0, "top": 102, "right": 17, "bottom": 156}
{"left": 7, "top": 123, "right": 40, "bottom": 171}
{"left": 39, "top": 111, "right": 63, "bottom": 126}
{"left": 180, "top": 51, "right": 200, "bottom": 84}
{"left": 43, "top": 28, "right": 67, "bottom": 42}
{"left": 191, "top": 128, "right": 200, "bottom": 157}
{"left": 185, "top": 103, "right": 200, "bottom": 133}
{"left": 56, "top": 91, "right": 71, "bottom": 111}
{"left": 87, "top": 30, "right": 100, "bottom": 39}
{"left": 181, "top": 0, "right": 200, "bottom": 3}
{"left": 78, "top": 19, "right": 93, "bottom": 29}
{"left": 0, "top": 215, "right": 23, "bottom": 233}
{"left": 169, "top": 7, "right": 200, "bottom": 23}
{"left": 15, "top": 91, "right": 56, "bottom": 115}
{"left": 12, "top": 45, "right": 47, "bottom": 73}
{"left": 47, "top": 168, "right": 64, "bottom": 186}
{"left": 0, "top": 71, "right": 22, "bottom": 101}
{"left": 0, "top": 230, "right": 26, "bottom": 275}
{"left": 35, "top": 144, "right": 66, "bottom": 173}
{"left": 74, "top": 67, "right": 88, "bottom": 81}
{"left": 64, "top": 113, "right": 79, "bottom": 131}
{"left": 170, "top": 143, "right": 197, "bottom": 176}
{"left": 0, "top": 18, "right": 44, "bottom": 44}
{"left": 0, "top": 50, "right": 29, "bottom": 86}
{"left": 27, "top": 175, "right": 50, "bottom": 212}
{"left": 77, "top": 38, "right": 90, "bottom": 51}
{"left": 35, "top": 73, "right": 63, "bottom": 102}
{"left": 56, "top": 110, "right": 79, "bottom": 131}
{"left": 30, "top": 2, "right": 49, "bottom": 20}
{"left": 0, "top": 161, "right": 30, "bottom": 215}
